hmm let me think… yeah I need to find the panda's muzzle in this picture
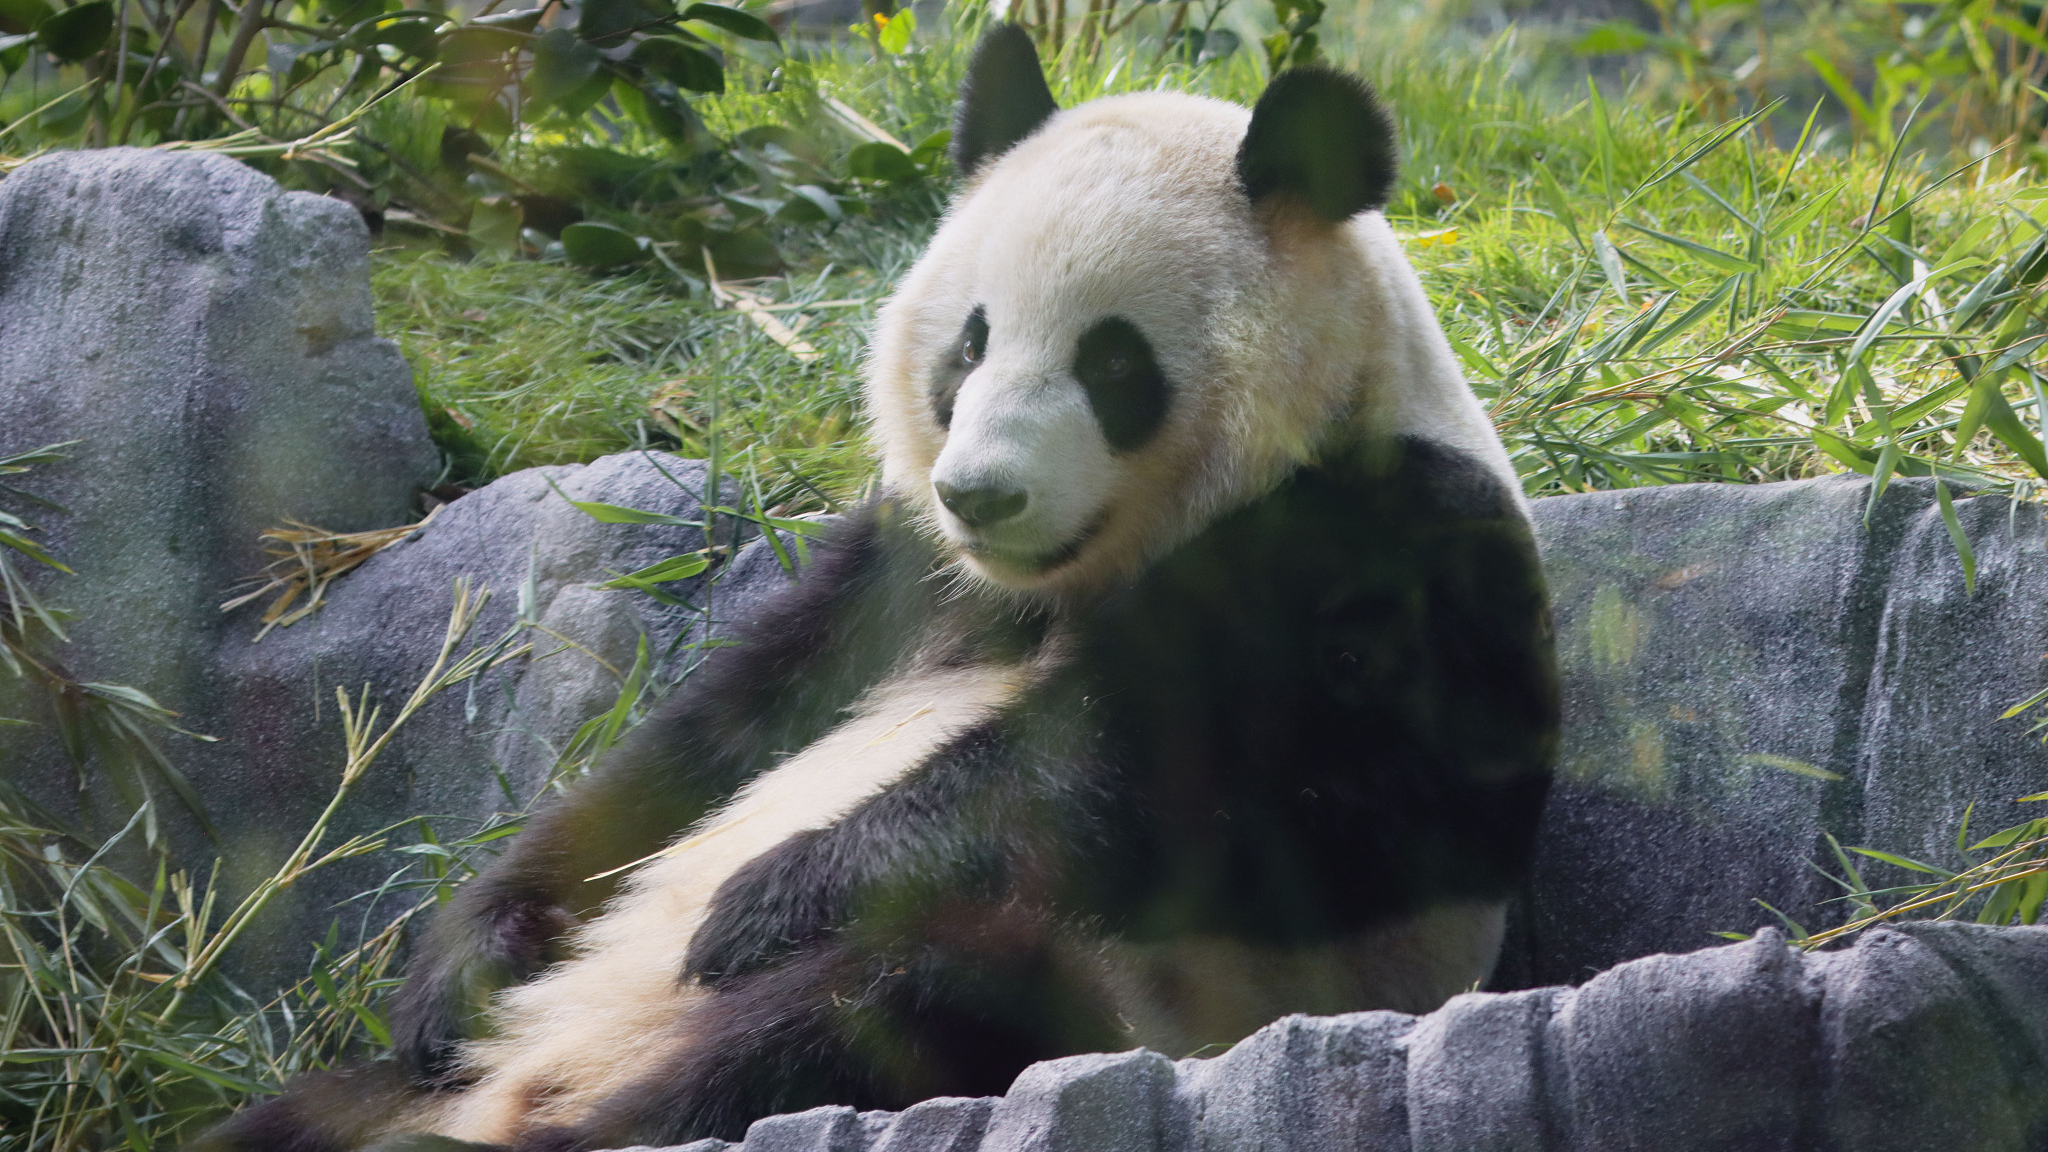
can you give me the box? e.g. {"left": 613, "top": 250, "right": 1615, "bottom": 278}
{"left": 934, "top": 481, "right": 1028, "bottom": 528}
{"left": 963, "top": 512, "right": 1107, "bottom": 578}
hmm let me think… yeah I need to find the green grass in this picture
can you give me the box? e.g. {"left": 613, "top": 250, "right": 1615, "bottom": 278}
{"left": 377, "top": 14, "right": 2048, "bottom": 529}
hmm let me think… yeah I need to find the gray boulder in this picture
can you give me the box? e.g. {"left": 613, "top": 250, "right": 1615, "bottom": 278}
{"left": 211, "top": 451, "right": 782, "bottom": 978}
{"left": 0, "top": 149, "right": 803, "bottom": 986}
{"left": 647, "top": 923, "right": 2048, "bottom": 1152}
{"left": 1506, "top": 476, "right": 2048, "bottom": 988}
{"left": 0, "top": 147, "right": 438, "bottom": 850}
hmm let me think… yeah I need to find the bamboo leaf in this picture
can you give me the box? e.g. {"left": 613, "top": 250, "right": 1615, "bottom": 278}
{"left": 1848, "top": 847, "right": 1955, "bottom": 877}
{"left": 1592, "top": 230, "right": 1629, "bottom": 305}
{"left": 1935, "top": 478, "right": 1977, "bottom": 595}
{"left": 1622, "top": 221, "right": 1760, "bottom": 273}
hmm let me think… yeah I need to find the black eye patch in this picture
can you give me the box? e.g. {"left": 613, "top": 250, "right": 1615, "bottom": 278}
{"left": 1074, "top": 316, "right": 1168, "bottom": 453}
{"left": 929, "top": 306, "right": 988, "bottom": 432}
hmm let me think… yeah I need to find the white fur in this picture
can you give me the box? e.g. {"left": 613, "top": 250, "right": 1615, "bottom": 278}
{"left": 867, "top": 91, "right": 1518, "bottom": 596}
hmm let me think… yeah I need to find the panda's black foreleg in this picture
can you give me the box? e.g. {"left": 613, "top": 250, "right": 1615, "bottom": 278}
{"left": 391, "top": 506, "right": 943, "bottom": 1085}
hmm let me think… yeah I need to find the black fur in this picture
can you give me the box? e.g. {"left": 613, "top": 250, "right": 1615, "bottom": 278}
{"left": 951, "top": 24, "right": 1059, "bottom": 178}
{"left": 1237, "top": 68, "right": 1400, "bottom": 220}
{"left": 189, "top": 1065, "right": 429, "bottom": 1152}
{"left": 929, "top": 306, "right": 988, "bottom": 432}
{"left": 1073, "top": 317, "right": 1170, "bottom": 453}
{"left": 449, "top": 437, "right": 1559, "bottom": 1151}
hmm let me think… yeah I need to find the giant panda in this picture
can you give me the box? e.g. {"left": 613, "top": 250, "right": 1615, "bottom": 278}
{"left": 199, "top": 24, "right": 1558, "bottom": 1152}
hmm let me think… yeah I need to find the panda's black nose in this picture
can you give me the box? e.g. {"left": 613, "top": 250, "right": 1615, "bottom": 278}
{"left": 934, "top": 482, "right": 1027, "bottom": 528}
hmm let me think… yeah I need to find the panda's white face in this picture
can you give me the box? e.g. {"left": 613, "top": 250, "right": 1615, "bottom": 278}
{"left": 871, "top": 94, "right": 1298, "bottom": 593}
{"left": 916, "top": 113, "right": 1256, "bottom": 584}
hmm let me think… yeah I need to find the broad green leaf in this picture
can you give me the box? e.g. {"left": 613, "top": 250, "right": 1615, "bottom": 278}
{"left": 633, "top": 34, "right": 722, "bottom": 92}
{"left": 1532, "top": 160, "right": 1582, "bottom": 248}
{"left": 1804, "top": 49, "right": 1874, "bottom": 129}
{"left": 351, "top": 1003, "right": 394, "bottom": 1046}
{"left": 36, "top": 0, "right": 111, "bottom": 61}
{"left": 1445, "top": 334, "right": 1501, "bottom": 380}
{"left": 847, "top": 140, "right": 919, "bottom": 181}
{"left": 394, "top": 841, "right": 456, "bottom": 857}
{"left": 560, "top": 222, "right": 648, "bottom": 268}
{"left": 0, "top": 0, "right": 50, "bottom": 34}
{"left": 140, "top": 1049, "right": 270, "bottom": 1094}
{"left": 364, "top": 14, "right": 441, "bottom": 57}
{"left": 783, "top": 183, "right": 843, "bottom": 223}
{"left": 555, "top": 66, "right": 614, "bottom": 116}
{"left": 1588, "top": 78, "right": 1617, "bottom": 207}
{"left": 875, "top": 5, "right": 913, "bottom": 53}
{"left": 908, "top": 129, "right": 951, "bottom": 167}
{"left": 1864, "top": 441, "right": 1899, "bottom": 525}
{"left": 1811, "top": 427, "right": 1878, "bottom": 474}
{"left": 1844, "top": 261, "right": 1978, "bottom": 364}
{"left": 580, "top": 0, "right": 671, "bottom": 45}
{"left": 527, "top": 27, "right": 602, "bottom": 109}
{"left": 681, "top": 1, "right": 778, "bottom": 41}
{"left": 2018, "top": 872, "right": 2048, "bottom": 924}
{"left": 467, "top": 197, "right": 522, "bottom": 260}
{"left": 1968, "top": 821, "right": 2040, "bottom": 850}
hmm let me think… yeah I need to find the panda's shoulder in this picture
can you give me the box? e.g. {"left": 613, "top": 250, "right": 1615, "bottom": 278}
{"left": 1240, "top": 435, "right": 1529, "bottom": 546}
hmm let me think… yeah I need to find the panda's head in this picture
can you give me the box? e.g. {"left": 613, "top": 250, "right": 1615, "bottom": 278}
{"left": 867, "top": 25, "right": 1404, "bottom": 596}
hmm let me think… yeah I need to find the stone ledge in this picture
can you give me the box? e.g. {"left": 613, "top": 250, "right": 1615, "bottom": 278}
{"left": 636, "top": 922, "right": 2047, "bottom": 1152}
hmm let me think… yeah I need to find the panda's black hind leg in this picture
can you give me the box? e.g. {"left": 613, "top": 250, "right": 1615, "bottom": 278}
{"left": 186, "top": 1063, "right": 433, "bottom": 1152}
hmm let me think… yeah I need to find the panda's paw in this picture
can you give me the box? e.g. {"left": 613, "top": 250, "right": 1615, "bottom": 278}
{"left": 683, "top": 840, "right": 845, "bottom": 986}
{"left": 390, "top": 894, "right": 576, "bottom": 1083}
{"left": 682, "top": 900, "right": 799, "bottom": 986}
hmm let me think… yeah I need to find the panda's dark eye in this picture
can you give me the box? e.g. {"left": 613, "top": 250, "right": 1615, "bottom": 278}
{"left": 961, "top": 308, "right": 989, "bottom": 366}
{"left": 1073, "top": 316, "right": 1168, "bottom": 453}
{"left": 930, "top": 306, "right": 987, "bottom": 432}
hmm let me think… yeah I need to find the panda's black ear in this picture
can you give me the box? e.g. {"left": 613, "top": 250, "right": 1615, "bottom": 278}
{"left": 1237, "top": 68, "right": 1399, "bottom": 221}
{"left": 952, "top": 24, "right": 1059, "bottom": 178}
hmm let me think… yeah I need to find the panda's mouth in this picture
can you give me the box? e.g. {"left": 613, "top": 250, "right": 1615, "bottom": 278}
{"left": 966, "top": 515, "right": 1106, "bottom": 576}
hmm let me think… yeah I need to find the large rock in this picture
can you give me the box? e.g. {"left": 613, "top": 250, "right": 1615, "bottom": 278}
{"left": 0, "top": 148, "right": 438, "bottom": 845}
{"left": 636, "top": 923, "right": 2048, "bottom": 1152}
{"left": 211, "top": 452, "right": 782, "bottom": 977}
{"left": 1504, "top": 476, "right": 2048, "bottom": 988}
{"left": 0, "top": 150, "right": 797, "bottom": 984}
